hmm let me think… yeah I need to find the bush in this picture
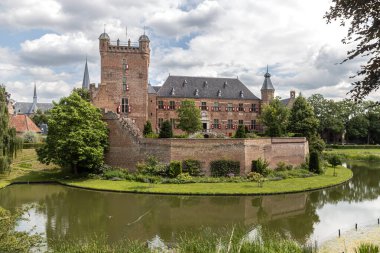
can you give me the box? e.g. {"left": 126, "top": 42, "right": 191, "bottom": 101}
{"left": 23, "top": 131, "right": 38, "bottom": 143}
{"left": 167, "top": 160, "right": 182, "bottom": 178}
{"left": 136, "top": 156, "right": 167, "bottom": 176}
{"left": 251, "top": 158, "right": 270, "bottom": 176}
{"left": 247, "top": 172, "right": 263, "bottom": 182}
{"left": 176, "top": 173, "right": 193, "bottom": 182}
{"left": 210, "top": 160, "right": 240, "bottom": 177}
{"left": 143, "top": 121, "right": 153, "bottom": 136}
{"left": 159, "top": 120, "right": 173, "bottom": 138}
{"left": 182, "top": 159, "right": 202, "bottom": 176}
{"left": 309, "top": 151, "right": 322, "bottom": 174}
{"left": 276, "top": 161, "right": 293, "bottom": 171}
{"left": 103, "top": 169, "right": 128, "bottom": 179}
{"left": 144, "top": 133, "right": 159, "bottom": 138}
{"left": 234, "top": 125, "right": 246, "bottom": 138}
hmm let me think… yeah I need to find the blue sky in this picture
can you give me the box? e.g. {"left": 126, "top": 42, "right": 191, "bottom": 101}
{"left": 0, "top": 0, "right": 376, "bottom": 103}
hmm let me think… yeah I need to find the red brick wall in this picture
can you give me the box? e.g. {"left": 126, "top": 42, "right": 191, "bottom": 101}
{"left": 104, "top": 115, "right": 309, "bottom": 175}
{"left": 91, "top": 37, "right": 149, "bottom": 130}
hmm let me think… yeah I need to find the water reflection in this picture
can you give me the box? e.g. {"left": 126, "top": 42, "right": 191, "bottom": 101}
{"left": 0, "top": 160, "right": 379, "bottom": 245}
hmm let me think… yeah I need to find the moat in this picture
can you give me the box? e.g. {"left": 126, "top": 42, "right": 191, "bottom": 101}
{"left": 0, "top": 160, "right": 379, "bottom": 247}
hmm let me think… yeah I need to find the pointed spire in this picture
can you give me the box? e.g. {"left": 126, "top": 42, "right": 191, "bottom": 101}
{"left": 82, "top": 58, "right": 90, "bottom": 89}
{"left": 33, "top": 82, "right": 37, "bottom": 102}
{"left": 261, "top": 65, "right": 275, "bottom": 90}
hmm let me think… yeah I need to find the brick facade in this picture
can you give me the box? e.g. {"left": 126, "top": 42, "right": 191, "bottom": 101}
{"left": 89, "top": 33, "right": 295, "bottom": 136}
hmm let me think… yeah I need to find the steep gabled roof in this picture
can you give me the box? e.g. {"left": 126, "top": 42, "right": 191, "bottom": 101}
{"left": 10, "top": 115, "right": 41, "bottom": 133}
{"left": 157, "top": 75, "right": 259, "bottom": 100}
{"left": 14, "top": 102, "right": 53, "bottom": 115}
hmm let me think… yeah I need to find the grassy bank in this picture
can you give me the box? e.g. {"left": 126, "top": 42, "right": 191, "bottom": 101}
{"left": 325, "top": 148, "right": 380, "bottom": 161}
{"left": 0, "top": 149, "right": 352, "bottom": 195}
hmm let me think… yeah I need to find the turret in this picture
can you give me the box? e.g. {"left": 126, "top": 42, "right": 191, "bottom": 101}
{"left": 261, "top": 66, "right": 275, "bottom": 105}
{"left": 82, "top": 58, "right": 90, "bottom": 90}
{"left": 99, "top": 32, "right": 110, "bottom": 52}
{"left": 139, "top": 34, "right": 150, "bottom": 53}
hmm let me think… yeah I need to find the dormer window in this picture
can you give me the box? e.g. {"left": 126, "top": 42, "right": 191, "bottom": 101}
{"left": 170, "top": 87, "right": 175, "bottom": 96}
{"left": 217, "top": 90, "right": 222, "bottom": 97}
{"left": 240, "top": 90, "right": 244, "bottom": 98}
{"left": 223, "top": 81, "right": 228, "bottom": 88}
{"left": 203, "top": 81, "right": 208, "bottom": 88}
{"left": 194, "top": 89, "right": 199, "bottom": 96}
{"left": 183, "top": 80, "right": 187, "bottom": 87}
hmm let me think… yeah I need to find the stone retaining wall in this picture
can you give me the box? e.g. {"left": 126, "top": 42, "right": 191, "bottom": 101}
{"left": 104, "top": 114, "right": 309, "bottom": 175}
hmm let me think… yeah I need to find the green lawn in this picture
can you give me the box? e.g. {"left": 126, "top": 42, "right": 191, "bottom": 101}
{"left": 325, "top": 148, "right": 380, "bottom": 161}
{"left": 1, "top": 149, "right": 353, "bottom": 195}
{"left": 63, "top": 166, "right": 352, "bottom": 195}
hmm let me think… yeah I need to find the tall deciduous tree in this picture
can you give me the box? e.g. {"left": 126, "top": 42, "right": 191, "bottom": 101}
{"left": 0, "top": 85, "right": 22, "bottom": 173}
{"left": 177, "top": 100, "right": 202, "bottom": 134}
{"left": 289, "top": 96, "right": 319, "bottom": 139}
{"left": 37, "top": 92, "right": 108, "bottom": 174}
{"left": 31, "top": 109, "right": 50, "bottom": 126}
{"left": 346, "top": 114, "right": 370, "bottom": 143}
{"left": 259, "top": 98, "right": 289, "bottom": 137}
{"left": 325, "top": 0, "right": 380, "bottom": 101}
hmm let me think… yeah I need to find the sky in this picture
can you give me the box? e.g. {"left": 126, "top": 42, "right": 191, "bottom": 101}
{"left": 1, "top": 0, "right": 377, "bottom": 103}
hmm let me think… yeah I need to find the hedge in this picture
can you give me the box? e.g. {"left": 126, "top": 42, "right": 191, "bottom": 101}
{"left": 210, "top": 160, "right": 240, "bottom": 177}
{"left": 22, "top": 143, "right": 45, "bottom": 149}
{"left": 326, "top": 144, "right": 380, "bottom": 149}
{"left": 182, "top": 159, "right": 202, "bottom": 176}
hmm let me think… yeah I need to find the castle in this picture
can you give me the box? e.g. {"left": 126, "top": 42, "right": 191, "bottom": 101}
{"left": 90, "top": 32, "right": 296, "bottom": 136}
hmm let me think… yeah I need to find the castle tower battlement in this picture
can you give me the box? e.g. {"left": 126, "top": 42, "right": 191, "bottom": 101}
{"left": 91, "top": 32, "right": 150, "bottom": 131}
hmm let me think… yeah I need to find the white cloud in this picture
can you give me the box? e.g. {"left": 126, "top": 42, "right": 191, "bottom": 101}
{"left": 0, "top": 0, "right": 377, "bottom": 102}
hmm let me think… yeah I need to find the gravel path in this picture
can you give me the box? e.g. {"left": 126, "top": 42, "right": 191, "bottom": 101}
{"left": 319, "top": 226, "right": 380, "bottom": 253}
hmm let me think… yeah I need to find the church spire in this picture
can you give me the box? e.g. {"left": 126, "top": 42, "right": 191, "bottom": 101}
{"left": 82, "top": 58, "right": 90, "bottom": 89}
{"left": 33, "top": 82, "right": 37, "bottom": 103}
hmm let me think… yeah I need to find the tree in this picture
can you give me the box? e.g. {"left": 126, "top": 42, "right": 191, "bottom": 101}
{"left": 234, "top": 125, "right": 246, "bottom": 138}
{"left": 72, "top": 88, "right": 90, "bottom": 102}
{"left": 346, "top": 114, "right": 369, "bottom": 143}
{"left": 258, "top": 98, "right": 289, "bottom": 137}
{"left": 31, "top": 109, "right": 50, "bottom": 126}
{"left": 309, "top": 151, "right": 322, "bottom": 174}
{"left": 37, "top": 92, "right": 108, "bottom": 174}
{"left": 288, "top": 96, "right": 319, "bottom": 139}
{"left": 176, "top": 100, "right": 202, "bottom": 134}
{"left": 325, "top": 0, "right": 380, "bottom": 101}
{"left": 143, "top": 120, "right": 153, "bottom": 136}
{"left": 327, "top": 154, "right": 342, "bottom": 177}
{"left": 0, "top": 85, "right": 22, "bottom": 173}
{"left": 159, "top": 120, "right": 173, "bottom": 138}
{"left": 368, "top": 111, "right": 380, "bottom": 144}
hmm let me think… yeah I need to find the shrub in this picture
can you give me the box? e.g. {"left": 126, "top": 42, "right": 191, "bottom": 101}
{"left": 234, "top": 125, "right": 246, "bottom": 138}
{"left": 159, "top": 120, "right": 173, "bottom": 138}
{"left": 103, "top": 169, "right": 128, "bottom": 180}
{"left": 247, "top": 172, "right": 263, "bottom": 182}
{"left": 23, "top": 131, "right": 38, "bottom": 143}
{"left": 355, "top": 243, "right": 379, "bottom": 253}
{"left": 182, "top": 159, "right": 202, "bottom": 176}
{"left": 309, "top": 151, "right": 322, "bottom": 174}
{"left": 251, "top": 158, "right": 270, "bottom": 176}
{"left": 144, "top": 133, "right": 159, "bottom": 138}
{"left": 136, "top": 156, "right": 167, "bottom": 176}
{"left": 167, "top": 160, "right": 182, "bottom": 178}
{"left": 143, "top": 121, "right": 153, "bottom": 136}
{"left": 176, "top": 173, "right": 193, "bottom": 182}
{"left": 246, "top": 132, "right": 258, "bottom": 139}
{"left": 210, "top": 160, "right": 240, "bottom": 177}
{"left": 276, "top": 161, "right": 293, "bottom": 171}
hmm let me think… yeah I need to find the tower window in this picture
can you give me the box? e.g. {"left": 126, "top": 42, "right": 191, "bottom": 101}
{"left": 238, "top": 103, "right": 244, "bottom": 111}
{"left": 121, "top": 98, "right": 129, "bottom": 113}
{"left": 158, "top": 101, "right": 164, "bottom": 109}
{"left": 227, "top": 119, "right": 233, "bottom": 129}
{"left": 201, "top": 102, "right": 207, "bottom": 110}
{"left": 227, "top": 103, "right": 233, "bottom": 112}
{"left": 169, "top": 101, "right": 176, "bottom": 110}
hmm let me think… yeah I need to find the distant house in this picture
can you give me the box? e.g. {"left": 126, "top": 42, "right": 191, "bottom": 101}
{"left": 9, "top": 114, "right": 41, "bottom": 135}
{"left": 13, "top": 84, "right": 53, "bottom": 115}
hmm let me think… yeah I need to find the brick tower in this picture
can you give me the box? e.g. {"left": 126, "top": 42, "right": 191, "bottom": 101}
{"left": 91, "top": 31, "right": 150, "bottom": 131}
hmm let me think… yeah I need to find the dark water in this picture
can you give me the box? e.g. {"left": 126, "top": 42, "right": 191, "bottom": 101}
{"left": 1, "top": 160, "right": 380, "bottom": 245}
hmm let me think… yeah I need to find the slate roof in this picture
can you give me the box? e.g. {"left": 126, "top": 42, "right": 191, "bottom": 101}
{"left": 157, "top": 76, "right": 260, "bottom": 100}
{"left": 14, "top": 102, "right": 53, "bottom": 115}
{"left": 10, "top": 115, "right": 41, "bottom": 133}
{"left": 280, "top": 98, "right": 291, "bottom": 106}
{"left": 261, "top": 72, "right": 275, "bottom": 90}
{"left": 82, "top": 59, "right": 90, "bottom": 89}
{"left": 148, "top": 84, "right": 157, "bottom": 94}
